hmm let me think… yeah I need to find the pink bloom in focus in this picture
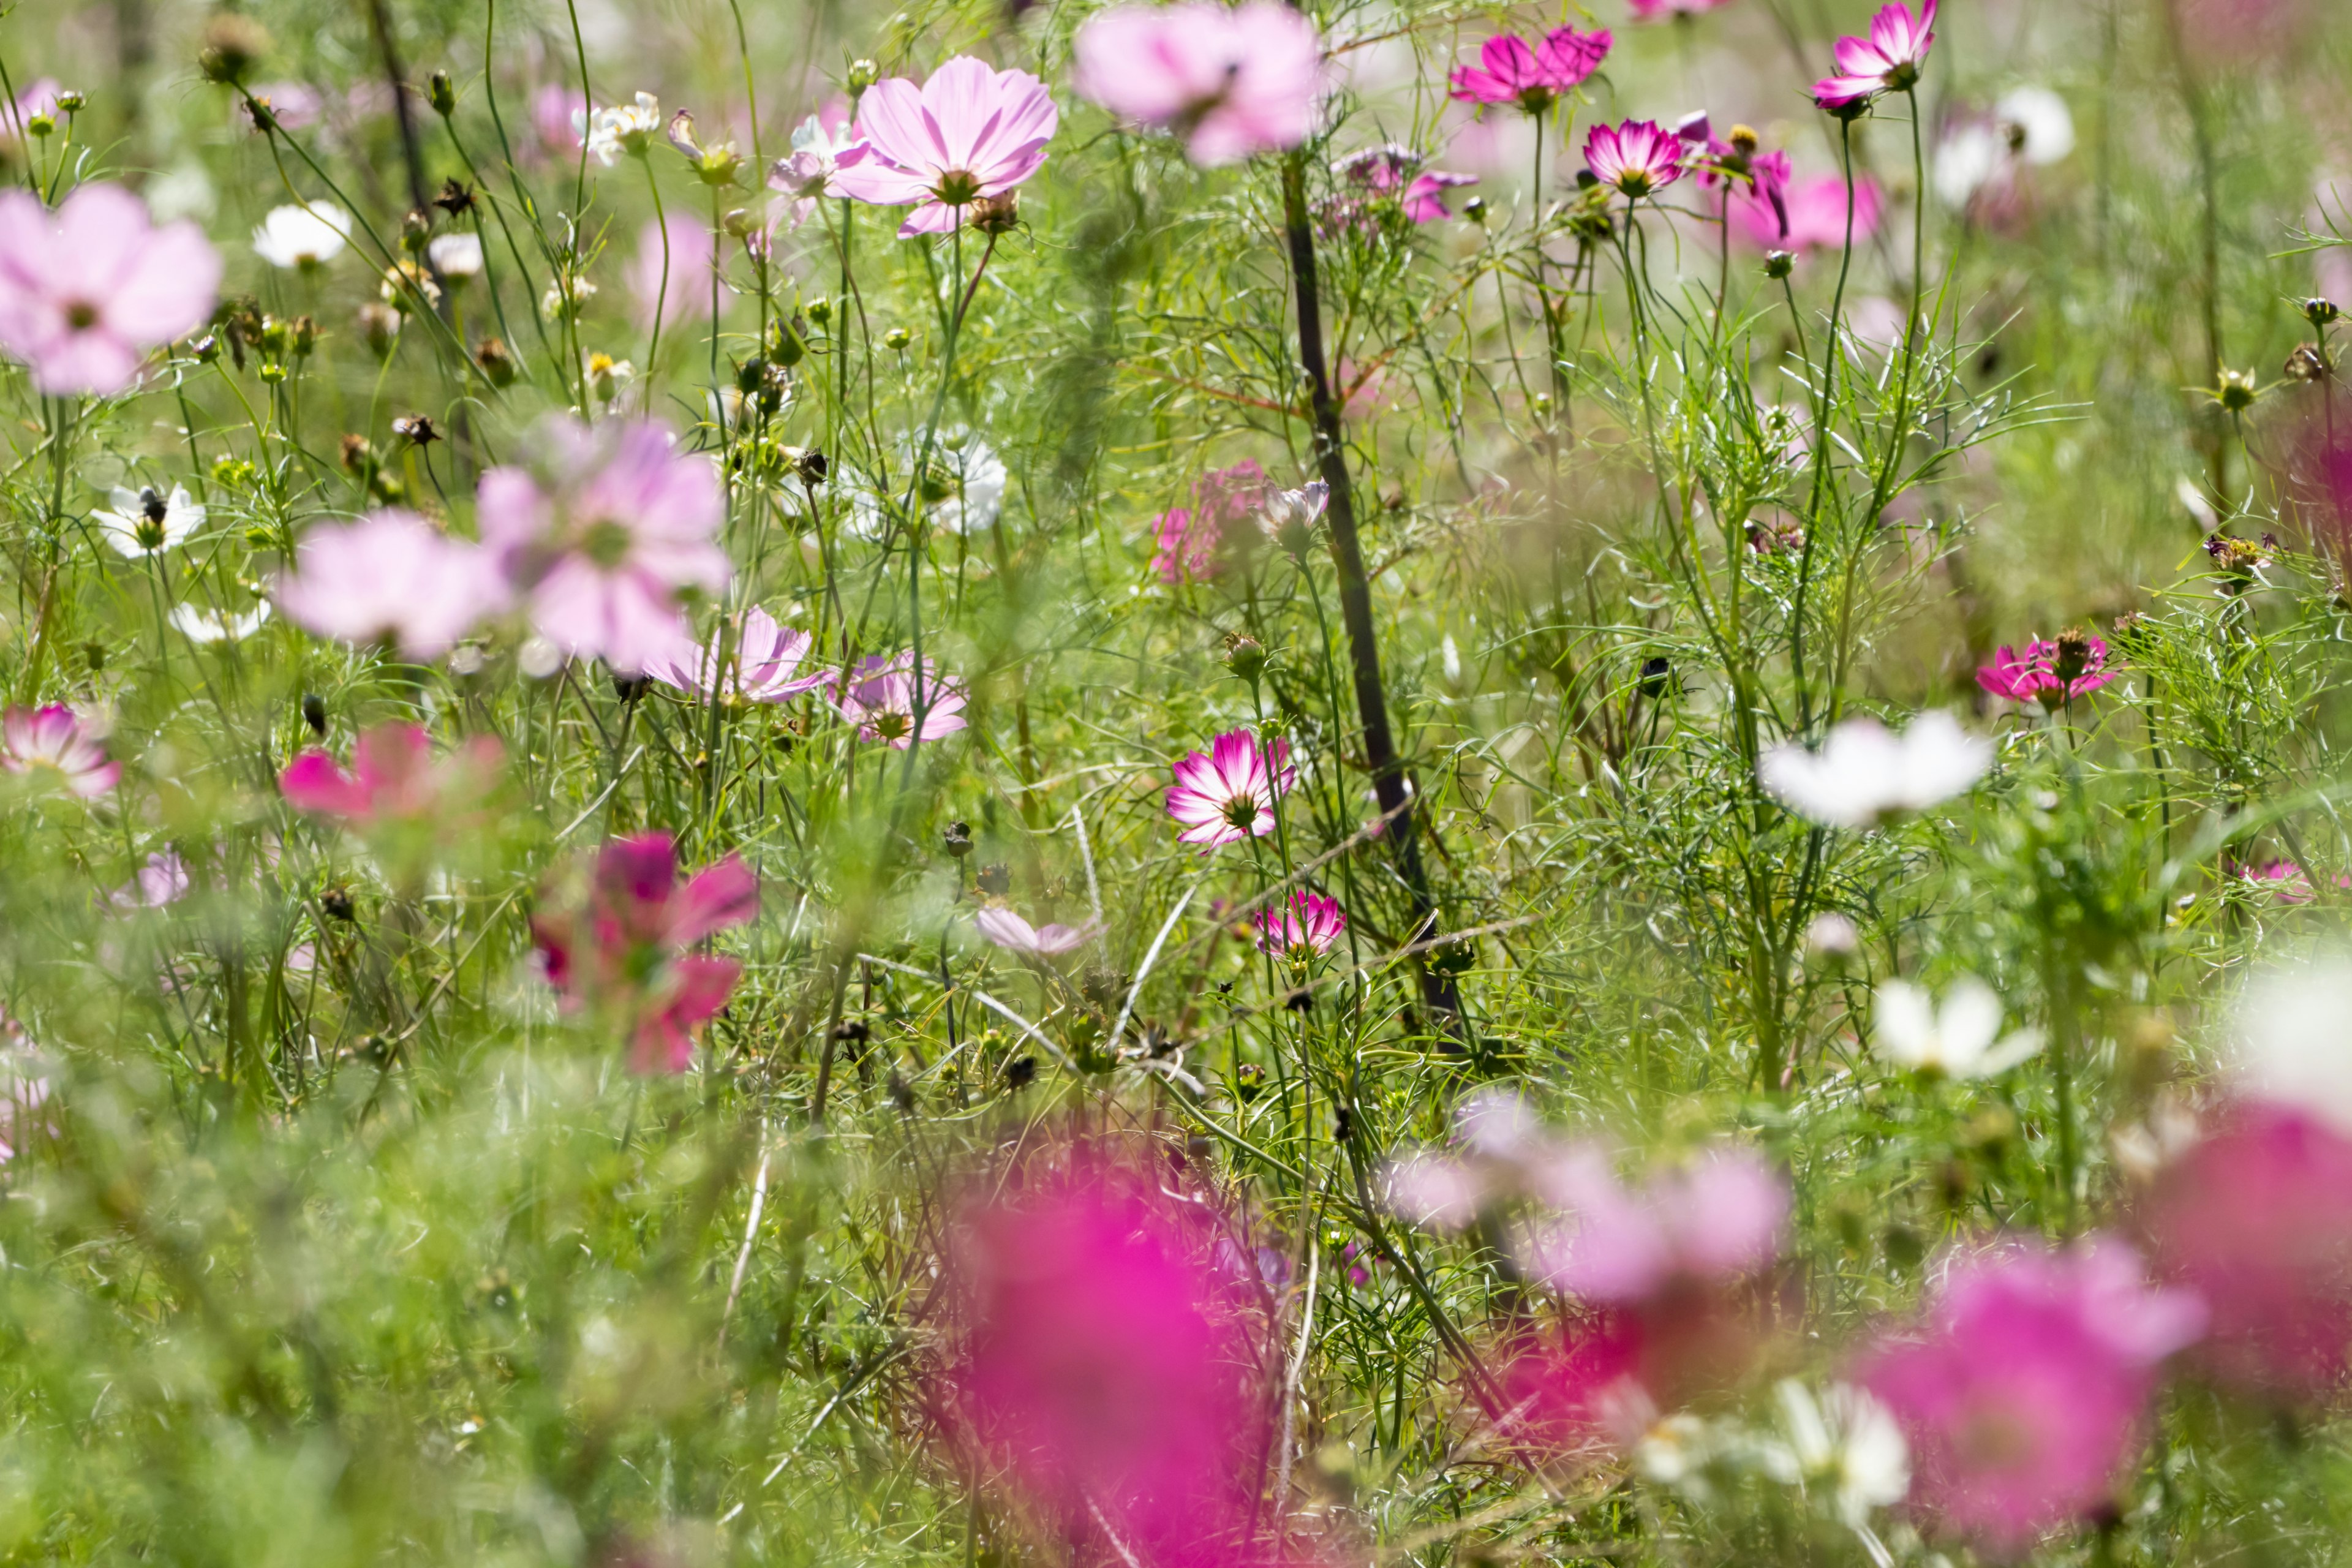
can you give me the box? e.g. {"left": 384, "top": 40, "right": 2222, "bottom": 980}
{"left": 1072, "top": 2, "right": 1323, "bottom": 168}
{"left": 974, "top": 907, "right": 1099, "bottom": 956}
{"left": 1974, "top": 634, "right": 2118, "bottom": 710}
{"left": 1815, "top": 0, "right": 1939, "bottom": 112}
{"left": 274, "top": 510, "right": 504, "bottom": 661}
{"left": 0, "top": 183, "right": 220, "bottom": 396}
{"left": 1738, "top": 172, "right": 1882, "bottom": 250}
{"left": 1255, "top": 891, "right": 1346, "bottom": 957}
{"left": 1166, "top": 729, "right": 1295, "bottom": 852}
{"left": 477, "top": 417, "right": 730, "bottom": 674}
{"left": 645, "top": 606, "right": 829, "bottom": 702}
{"left": 279, "top": 722, "right": 504, "bottom": 825}
{"left": 2147, "top": 1102, "right": 2352, "bottom": 1397}
{"left": 111, "top": 850, "right": 190, "bottom": 912}
{"left": 834, "top": 654, "right": 968, "bottom": 748}
{"left": 1151, "top": 461, "right": 1273, "bottom": 582}
{"left": 1523, "top": 1145, "right": 1787, "bottom": 1305}
{"left": 1447, "top": 28, "right": 1612, "bottom": 116}
{"left": 532, "top": 832, "right": 758, "bottom": 1074}
{"left": 832, "top": 57, "right": 1058, "bottom": 238}
{"left": 1861, "top": 1237, "right": 2204, "bottom": 1551}
{"left": 2, "top": 706, "right": 118, "bottom": 798}
{"left": 627, "top": 215, "right": 715, "bottom": 330}
{"left": 1585, "top": 120, "right": 1686, "bottom": 199}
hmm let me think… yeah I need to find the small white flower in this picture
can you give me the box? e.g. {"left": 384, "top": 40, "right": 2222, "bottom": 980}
{"left": 170, "top": 600, "right": 272, "bottom": 644}
{"left": 1806, "top": 911, "right": 1860, "bottom": 957}
{"left": 1766, "top": 1380, "right": 1910, "bottom": 1530}
{"left": 1260, "top": 480, "right": 1329, "bottom": 541}
{"left": 576, "top": 91, "right": 661, "bottom": 165}
{"left": 251, "top": 202, "right": 352, "bottom": 269}
{"left": 93, "top": 484, "right": 204, "bottom": 557}
{"left": 1872, "top": 976, "right": 2043, "bottom": 1079}
{"left": 848, "top": 433, "right": 1009, "bottom": 540}
{"left": 1759, "top": 711, "right": 1991, "bottom": 829}
{"left": 1997, "top": 86, "right": 2075, "bottom": 166}
{"left": 426, "top": 232, "right": 484, "bottom": 279}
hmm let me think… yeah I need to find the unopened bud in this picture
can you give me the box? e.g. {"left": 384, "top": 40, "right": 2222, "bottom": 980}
{"left": 1461, "top": 194, "right": 1488, "bottom": 224}
{"left": 1763, "top": 249, "right": 1795, "bottom": 280}
{"left": 883, "top": 325, "right": 912, "bottom": 351}
{"left": 942, "top": 820, "right": 974, "bottom": 859}
{"left": 766, "top": 318, "right": 806, "bottom": 367}
{"left": 400, "top": 210, "right": 433, "bottom": 254}
{"left": 427, "top": 70, "right": 457, "bottom": 117}
{"left": 1221, "top": 631, "right": 1267, "bottom": 684}
{"left": 805, "top": 296, "right": 832, "bottom": 326}
{"left": 1727, "top": 124, "right": 1760, "bottom": 156}
{"left": 474, "top": 335, "right": 516, "bottom": 386}
{"left": 357, "top": 303, "right": 401, "bottom": 358}
{"left": 2306, "top": 297, "right": 2340, "bottom": 328}
{"left": 846, "top": 59, "right": 880, "bottom": 95}
{"left": 198, "top": 15, "right": 270, "bottom": 85}
{"left": 968, "top": 190, "right": 1020, "bottom": 235}
{"left": 301, "top": 692, "right": 328, "bottom": 735}
{"left": 53, "top": 89, "right": 86, "bottom": 114}
{"left": 722, "top": 207, "right": 756, "bottom": 238}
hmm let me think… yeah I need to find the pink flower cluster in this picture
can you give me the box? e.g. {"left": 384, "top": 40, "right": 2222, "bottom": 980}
{"left": 1323, "top": 145, "right": 1478, "bottom": 233}
{"left": 1151, "top": 461, "right": 1274, "bottom": 583}
{"left": 1448, "top": 27, "right": 1611, "bottom": 117}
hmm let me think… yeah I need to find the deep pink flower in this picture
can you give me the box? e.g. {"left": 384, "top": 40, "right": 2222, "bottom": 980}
{"left": 1151, "top": 461, "right": 1273, "bottom": 582}
{"left": 1403, "top": 170, "right": 1479, "bottom": 222}
{"left": 273, "top": 510, "right": 505, "bottom": 660}
{"left": 1975, "top": 634, "right": 2118, "bottom": 709}
{"left": 1480, "top": 1316, "right": 1648, "bottom": 1463}
{"left": 1585, "top": 120, "right": 1686, "bottom": 199}
{"left": 834, "top": 654, "right": 968, "bottom": 748}
{"left": 1322, "top": 145, "right": 1477, "bottom": 229}
{"left": 831, "top": 57, "right": 1058, "bottom": 237}
{"left": 627, "top": 215, "right": 714, "bottom": 330}
{"left": 2147, "top": 1102, "right": 2352, "bottom": 1398}
{"left": 0, "top": 183, "right": 219, "bottom": 396}
{"left": 1861, "top": 1237, "right": 2204, "bottom": 1550}
{"left": 1737, "top": 172, "right": 1882, "bottom": 250}
{"left": 477, "top": 417, "right": 729, "bottom": 675}
{"left": 1675, "top": 115, "right": 1796, "bottom": 241}
{"left": 1522, "top": 1145, "right": 1787, "bottom": 1305}
{"left": 1166, "top": 729, "right": 1295, "bottom": 851}
{"left": 1072, "top": 2, "right": 1323, "bottom": 168}
{"left": 1815, "top": 0, "right": 1939, "bottom": 111}
{"left": 2, "top": 706, "right": 118, "bottom": 798}
{"left": 974, "top": 907, "right": 1099, "bottom": 956}
{"left": 532, "top": 832, "right": 758, "bottom": 1074}
{"left": 1254, "top": 891, "right": 1346, "bottom": 957}
{"left": 279, "top": 722, "right": 504, "bottom": 825}
{"left": 645, "top": 606, "right": 829, "bottom": 703}
{"left": 2232, "top": 860, "right": 2350, "bottom": 905}
{"left": 1448, "top": 28, "right": 1612, "bottom": 116}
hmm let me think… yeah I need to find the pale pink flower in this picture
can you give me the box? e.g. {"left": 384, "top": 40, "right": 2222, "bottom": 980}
{"left": 1385, "top": 1087, "right": 1570, "bottom": 1230}
{"left": 1072, "top": 2, "right": 1324, "bottom": 167}
{"left": 476, "top": 417, "right": 729, "bottom": 674}
{"left": 0, "top": 80, "right": 60, "bottom": 144}
{"left": 1254, "top": 891, "right": 1345, "bottom": 956}
{"left": 533, "top": 832, "right": 758, "bottom": 1074}
{"left": 110, "top": 850, "right": 190, "bottom": 912}
{"left": 1447, "top": 28, "right": 1611, "bottom": 115}
{"left": 2, "top": 705, "right": 118, "bottom": 798}
{"left": 974, "top": 907, "right": 1099, "bottom": 956}
{"left": 532, "top": 86, "right": 588, "bottom": 162}
{"left": 767, "top": 99, "right": 856, "bottom": 227}
{"left": 244, "top": 81, "right": 323, "bottom": 132}
{"left": 1523, "top": 1146, "right": 1787, "bottom": 1304}
{"left": 627, "top": 215, "right": 715, "bottom": 330}
{"left": 273, "top": 510, "right": 504, "bottom": 661}
{"left": 0, "top": 1014, "right": 50, "bottom": 1169}
{"left": 832, "top": 57, "right": 1058, "bottom": 237}
{"left": 1814, "top": 0, "right": 1939, "bottom": 111}
{"left": 834, "top": 654, "right": 968, "bottom": 748}
{"left": 645, "top": 606, "right": 829, "bottom": 702}
{"left": 1738, "top": 172, "right": 1882, "bottom": 250}
{"left": 0, "top": 183, "right": 219, "bottom": 396}
{"left": 1585, "top": 119, "right": 1687, "bottom": 199}
{"left": 1165, "top": 729, "right": 1295, "bottom": 851}
{"left": 279, "top": 722, "right": 504, "bottom": 825}
{"left": 1862, "top": 1237, "right": 2203, "bottom": 1551}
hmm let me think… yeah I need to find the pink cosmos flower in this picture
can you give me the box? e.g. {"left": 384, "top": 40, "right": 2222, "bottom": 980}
{"left": 974, "top": 907, "right": 1100, "bottom": 956}
{"left": 1072, "top": 2, "right": 1323, "bottom": 168}
{"left": 627, "top": 215, "right": 714, "bottom": 330}
{"left": 110, "top": 850, "right": 190, "bottom": 912}
{"left": 244, "top": 81, "right": 323, "bottom": 132}
{"left": 1325, "top": 146, "right": 1479, "bottom": 230}
{"left": 532, "top": 832, "right": 758, "bottom": 1074}
{"left": 767, "top": 99, "right": 857, "bottom": 228}
{"left": 1585, "top": 120, "right": 1686, "bottom": 199}
{"left": 2147, "top": 1101, "right": 2352, "bottom": 1398}
{"left": 834, "top": 654, "right": 968, "bottom": 748}
{"left": 532, "top": 86, "right": 589, "bottom": 162}
{"left": 1738, "top": 173, "right": 1883, "bottom": 250}
{"left": 1521, "top": 1145, "right": 1787, "bottom": 1305}
{"left": 0, "top": 80, "right": 60, "bottom": 144}
{"left": 476, "top": 416, "right": 730, "bottom": 675}
{"left": 1675, "top": 115, "right": 1796, "bottom": 242}
{"left": 1151, "top": 461, "right": 1274, "bottom": 583}
{"left": 1447, "top": 28, "right": 1613, "bottom": 116}
{"left": 2, "top": 706, "right": 118, "bottom": 798}
{"left": 1974, "top": 634, "right": 2119, "bottom": 709}
{"left": 0, "top": 1013, "right": 51, "bottom": 1169}
{"left": 274, "top": 510, "right": 504, "bottom": 661}
{"left": 831, "top": 57, "right": 1058, "bottom": 237}
{"left": 1255, "top": 891, "right": 1346, "bottom": 957}
{"left": 1166, "top": 729, "right": 1295, "bottom": 851}
{"left": 644, "top": 606, "right": 829, "bottom": 703}
{"left": 1480, "top": 1316, "right": 1648, "bottom": 1463}
{"left": 0, "top": 183, "right": 220, "bottom": 396}
{"left": 1404, "top": 170, "right": 1479, "bottom": 222}
{"left": 2232, "top": 860, "right": 2350, "bottom": 905}
{"left": 1815, "top": 0, "right": 1939, "bottom": 112}
{"left": 1861, "top": 1237, "right": 2204, "bottom": 1551}
{"left": 279, "top": 722, "right": 504, "bottom": 825}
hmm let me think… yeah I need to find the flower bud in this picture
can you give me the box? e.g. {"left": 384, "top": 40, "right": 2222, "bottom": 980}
{"left": 2215, "top": 368, "right": 2259, "bottom": 412}
{"left": 2306, "top": 297, "right": 2340, "bottom": 328}
{"left": 969, "top": 190, "right": 1020, "bottom": 235}
{"left": 805, "top": 296, "right": 832, "bottom": 326}
{"left": 1728, "top": 123, "right": 1760, "bottom": 156}
{"left": 846, "top": 59, "right": 880, "bottom": 95}
{"left": 2285, "top": 344, "right": 2326, "bottom": 383}
{"left": 290, "top": 314, "right": 317, "bottom": 356}
{"left": 400, "top": 209, "right": 433, "bottom": 254}
{"left": 734, "top": 355, "right": 767, "bottom": 397}
{"left": 357, "top": 303, "right": 401, "bottom": 358}
{"left": 53, "top": 89, "right": 86, "bottom": 114}
{"left": 340, "top": 434, "right": 375, "bottom": 475}
{"left": 942, "top": 820, "right": 974, "bottom": 859}
{"left": 767, "top": 318, "right": 806, "bottom": 367}
{"left": 883, "top": 325, "right": 912, "bottom": 351}
{"left": 1764, "top": 249, "right": 1795, "bottom": 280}
{"left": 301, "top": 692, "right": 328, "bottom": 736}
{"left": 1462, "top": 194, "right": 1488, "bottom": 224}
{"left": 474, "top": 335, "right": 516, "bottom": 386}
{"left": 722, "top": 206, "right": 756, "bottom": 238}
{"left": 976, "top": 862, "right": 1012, "bottom": 899}
{"left": 1222, "top": 631, "right": 1268, "bottom": 684}
{"left": 391, "top": 412, "right": 440, "bottom": 447}
{"left": 427, "top": 69, "right": 457, "bottom": 117}
{"left": 198, "top": 15, "right": 270, "bottom": 85}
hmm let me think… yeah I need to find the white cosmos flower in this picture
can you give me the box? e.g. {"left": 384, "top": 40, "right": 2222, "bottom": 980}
{"left": 92, "top": 484, "right": 204, "bottom": 557}
{"left": 1759, "top": 711, "right": 1991, "bottom": 829}
{"left": 1763, "top": 1380, "right": 1910, "bottom": 1531}
{"left": 1872, "top": 976, "right": 2043, "bottom": 1079}
{"left": 426, "top": 232, "right": 484, "bottom": 279}
{"left": 848, "top": 433, "right": 1009, "bottom": 540}
{"left": 251, "top": 202, "right": 352, "bottom": 269}
{"left": 1935, "top": 87, "right": 2074, "bottom": 211}
{"left": 2232, "top": 957, "right": 2352, "bottom": 1140}
{"left": 575, "top": 91, "right": 661, "bottom": 165}
{"left": 170, "top": 601, "right": 273, "bottom": 644}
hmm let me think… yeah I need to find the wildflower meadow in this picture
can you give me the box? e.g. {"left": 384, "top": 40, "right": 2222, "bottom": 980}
{"left": 4, "top": 0, "right": 2352, "bottom": 1561}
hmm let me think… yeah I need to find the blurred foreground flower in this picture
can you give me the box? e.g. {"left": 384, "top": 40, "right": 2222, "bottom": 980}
{"left": 280, "top": 722, "right": 503, "bottom": 827}
{"left": 1814, "top": 0, "right": 1939, "bottom": 112}
{"left": 1166, "top": 729, "right": 1295, "bottom": 851}
{"left": 1073, "top": 2, "right": 1322, "bottom": 167}
{"left": 274, "top": 510, "right": 503, "bottom": 660}
{"left": 645, "top": 606, "right": 828, "bottom": 703}
{"left": 533, "top": 832, "right": 757, "bottom": 1072}
{"left": 3, "top": 706, "right": 118, "bottom": 798}
{"left": 251, "top": 202, "right": 351, "bottom": 270}
{"left": 110, "top": 850, "right": 190, "bottom": 912}
{"left": 1151, "top": 461, "right": 1272, "bottom": 582}
{"left": 0, "top": 182, "right": 220, "bottom": 395}
{"left": 974, "top": 908, "right": 1099, "bottom": 956}
{"left": 1447, "top": 27, "right": 1610, "bottom": 116}
{"left": 768, "top": 100, "right": 856, "bottom": 227}
{"left": 832, "top": 58, "right": 1057, "bottom": 237}
{"left": 1763, "top": 1380, "right": 1910, "bottom": 1532}
{"left": 1758, "top": 712, "right": 1990, "bottom": 829}
{"left": 1871, "top": 977, "right": 2042, "bottom": 1079}
{"left": 833, "top": 654, "right": 967, "bottom": 748}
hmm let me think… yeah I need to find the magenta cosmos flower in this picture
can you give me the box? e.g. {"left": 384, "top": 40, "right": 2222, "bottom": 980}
{"left": 1152, "top": 461, "right": 1273, "bottom": 583}
{"left": 3, "top": 706, "right": 118, "bottom": 798}
{"left": 0, "top": 183, "right": 219, "bottom": 396}
{"left": 477, "top": 416, "right": 729, "bottom": 675}
{"left": 1585, "top": 119, "right": 1686, "bottom": 199}
{"left": 1975, "top": 633, "right": 2118, "bottom": 709}
{"left": 1861, "top": 1237, "right": 2203, "bottom": 1551}
{"left": 834, "top": 654, "right": 968, "bottom": 748}
{"left": 1447, "top": 27, "right": 1612, "bottom": 116}
{"left": 1072, "top": 2, "right": 1323, "bottom": 168}
{"left": 279, "top": 722, "right": 504, "bottom": 826}
{"left": 1815, "top": 0, "right": 1939, "bottom": 111}
{"left": 832, "top": 57, "right": 1057, "bottom": 237}
{"left": 274, "top": 510, "right": 504, "bottom": 661}
{"left": 645, "top": 606, "right": 830, "bottom": 703}
{"left": 1740, "top": 172, "right": 1884, "bottom": 250}
{"left": 1255, "top": 890, "right": 1346, "bottom": 957}
{"left": 533, "top": 832, "right": 759, "bottom": 1074}
{"left": 974, "top": 907, "right": 1099, "bottom": 956}
{"left": 1166, "top": 729, "right": 1295, "bottom": 851}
